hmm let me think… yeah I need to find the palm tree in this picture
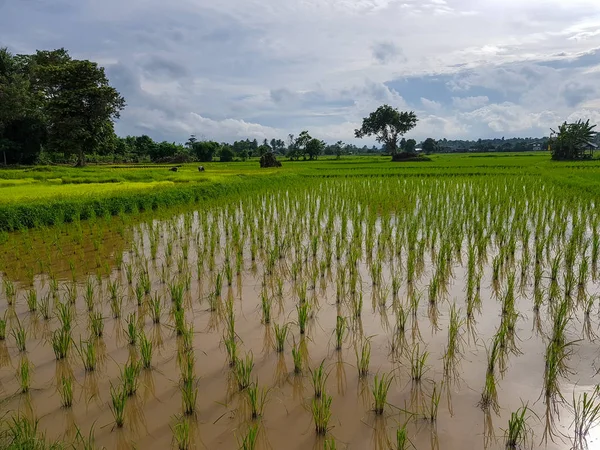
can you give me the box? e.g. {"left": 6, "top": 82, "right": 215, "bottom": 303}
{"left": 550, "top": 119, "right": 597, "bottom": 160}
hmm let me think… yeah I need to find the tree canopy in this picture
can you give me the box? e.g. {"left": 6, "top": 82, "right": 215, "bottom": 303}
{"left": 354, "top": 105, "right": 417, "bottom": 156}
{"left": 550, "top": 120, "right": 597, "bottom": 160}
{"left": 0, "top": 47, "right": 125, "bottom": 166}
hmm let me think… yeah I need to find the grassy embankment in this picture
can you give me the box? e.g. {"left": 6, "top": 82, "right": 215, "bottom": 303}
{"left": 1, "top": 153, "right": 600, "bottom": 232}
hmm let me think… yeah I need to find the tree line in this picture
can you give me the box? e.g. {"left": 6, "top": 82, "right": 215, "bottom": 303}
{"left": 2, "top": 48, "right": 594, "bottom": 165}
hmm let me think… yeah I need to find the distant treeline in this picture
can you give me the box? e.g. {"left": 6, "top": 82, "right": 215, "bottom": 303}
{"left": 1, "top": 47, "right": 556, "bottom": 166}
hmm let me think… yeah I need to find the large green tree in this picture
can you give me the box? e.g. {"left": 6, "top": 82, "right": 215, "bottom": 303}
{"left": 421, "top": 138, "right": 438, "bottom": 154}
{"left": 354, "top": 105, "right": 417, "bottom": 156}
{"left": 0, "top": 47, "right": 45, "bottom": 165}
{"left": 16, "top": 49, "right": 125, "bottom": 166}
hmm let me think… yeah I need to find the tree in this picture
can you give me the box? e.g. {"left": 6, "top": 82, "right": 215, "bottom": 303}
{"left": 192, "top": 141, "right": 219, "bottom": 162}
{"left": 355, "top": 105, "right": 417, "bottom": 156}
{"left": 270, "top": 138, "right": 286, "bottom": 154}
{"left": 25, "top": 49, "right": 125, "bottom": 166}
{"left": 305, "top": 138, "right": 325, "bottom": 160}
{"left": 219, "top": 145, "right": 234, "bottom": 162}
{"left": 257, "top": 144, "right": 271, "bottom": 157}
{"left": 0, "top": 47, "right": 45, "bottom": 165}
{"left": 421, "top": 138, "right": 438, "bottom": 154}
{"left": 550, "top": 120, "right": 597, "bottom": 160}
{"left": 287, "top": 131, "right": 311, "bottom": 160}
{"left": 404, "top": 139, "right": 417, "bottom": 153}
{"left": 185, "top": 135, "right": 197, "bottom": 149}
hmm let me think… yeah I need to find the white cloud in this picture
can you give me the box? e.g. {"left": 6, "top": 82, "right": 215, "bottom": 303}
{"left": 2, "top": 0, "right": 600, "bottom": 142}
{"left": 452, "top": 96, "right": 490, "bottom": 110}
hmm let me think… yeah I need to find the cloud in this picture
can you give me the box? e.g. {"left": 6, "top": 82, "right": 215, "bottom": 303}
{"left": 372, "top": 41, "right": 405, "bottom": 64}
{"left": 2, "top": 0, "right": 600, "bottom": 143}
{"left": 452, "top": 96, "right": 490, "bottom": 110}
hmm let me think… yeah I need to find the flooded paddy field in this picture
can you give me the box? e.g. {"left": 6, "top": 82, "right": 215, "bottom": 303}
{"left": 1, "top": 176, "right": 599, "bottom": 449}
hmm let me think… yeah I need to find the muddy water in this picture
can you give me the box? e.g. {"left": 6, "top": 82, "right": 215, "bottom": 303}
{"left": 0, "top": 208, "right": 598, "bottom": 449}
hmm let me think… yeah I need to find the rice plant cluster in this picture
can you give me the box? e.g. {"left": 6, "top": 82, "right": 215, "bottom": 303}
{"left": 1, "top": 174, "right": 600, "bottom": 448}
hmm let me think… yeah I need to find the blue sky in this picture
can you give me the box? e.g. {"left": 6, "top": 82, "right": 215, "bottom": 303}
{"left": 2, "top": 0, "right": 600, "bottom": 144}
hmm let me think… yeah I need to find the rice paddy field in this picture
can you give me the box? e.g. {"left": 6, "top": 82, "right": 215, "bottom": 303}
{"left": 2, "top": 153, "right": 600, "bottom": 449}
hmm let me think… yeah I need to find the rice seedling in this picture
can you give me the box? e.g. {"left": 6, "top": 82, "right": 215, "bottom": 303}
{"left": 121, "top": 359, "right": 141, "bottom": 396}
{"left": 350, "top": 292, "right": 363, "bottom": 318}
{"left": 0, "top": 315, "right": 5, "bottom": 340}
{"left": 246, "top": 381, "right": 270, "bottom": 419}
{"left": 25, "top": 289, "right": 37, "bottom": 312}
{"left": 410, "top": 344, "right": 428, "bottom": 382}
{"left": 261, "top": 293, "right": 272, "bottom": 324}
{"left": 443, "top": 303, "right": 465, "bottom": 378}
{"left": 396, "top": 425, "right": 409, "bottom": 450}
{"left": 312, "top": 392, "right": 332, "bottom": 435}
{"left": 173, "top": 308, "right": 186, "bottom": 336}
{"left": 4, "top": 279, "right": 16, "bottom": 305}
{"left": 273, "top": 323, "right": 288, "bottom": 352}
{"left": 55, "top": 301, "right": 73, "bottom": 331}
{"left": 58, "top": 374, "right": 74, "bottom": 408}
{"left": 310, "top": 360, "right": 329, "bottom": 398}
{"left": 238, "top": 423, "right": 260, "bottom": 450}
{"left": 179, "top": 348, "right": 195, "bottom": 383}
{"left": 572, "top": 386, "right": 600, "bottom": 449}
{"left": 356, "top": 338, "right": 371, "bottom": 378}
{"left": 292, "top": 341, "right": 303, "bottom": 374}
{"left": 171, "top": 415, "right": 191, "bottom": 450}
{"left": 423, "top": 381, "right": 441, "bottom": 422}
{"left": 150, "top": 292, "right": 162, "bottom": 324}
{"left": 214, "top": 271, "right": 223, "bottom": 297}
{"left": 65, "top": 282, "right": 77, "bottom": 304}
{"left": 90, "top": 310, "right": 104, "bottom": 338}
{"left": 181, "top": 377, "right": 198, "bottom": 415}
{"left": 74, "top": 423, "right": 99, "bottom": 450}
{"left": 324, "top": 436, "right": 337, "bottom": 450}
{"left": 503, "top": 405, "right": 533, "bottom": 449}
{"left": 84, "top": 278, "right": 95, "bottom": 311}
{"left": 372, "top": 372, "right": 393, "bottom": 414}
{"left": 51, "top": 327, "right": 72, "bottom": 360}
{"left": 235, "top": 352, "right": 255, "bottom": 391}
{"left": 297, "top": 302, "right": 310, "bottom": 334}
{"left": 77, "top": 338, "right": 97, "bottom": 371}
{"left": 110, "top": 293, "right": 122, "bottom": 319}
{"left": 18, "top": 357, "right": 30, "bottom": 393}
{"left": 12, "top": 319, "right": 27, "bottom": 352}
{"left": 39, "top": 293, "right": 50, "bottom": 320}
{"left": 334, "top": 315, "right": 347, "bottom": 351}
{"left": 125, "top": 312, "right": 138, "bottom": 345}
{"left": 139, "top": 329, "right": 153, "bottom": 369}
{"left": 110, "top": 383, "right": 127, "bottom": 428}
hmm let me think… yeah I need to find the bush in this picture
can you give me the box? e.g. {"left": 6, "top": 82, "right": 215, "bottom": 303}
{"left": 260, "top": 152, "right": 282, "bottom": 168}
{"left": 220, "top": 147, "right": 234, "bottom": 162}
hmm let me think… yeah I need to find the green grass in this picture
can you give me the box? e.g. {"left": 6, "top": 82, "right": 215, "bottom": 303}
{"left": 4, "top": 153, "right": 599, "bottom": 234}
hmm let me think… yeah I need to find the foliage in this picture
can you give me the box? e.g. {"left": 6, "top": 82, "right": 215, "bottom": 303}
{"left": 550, "top": 119, "right": 597, "bottom": 160}
{"left": 354, "top": 105, "right": 418, "bottom": 155}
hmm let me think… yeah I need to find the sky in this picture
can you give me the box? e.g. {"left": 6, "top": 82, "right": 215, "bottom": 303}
{"left": 2, "top": 0, "right": 600, "bottom": 144}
